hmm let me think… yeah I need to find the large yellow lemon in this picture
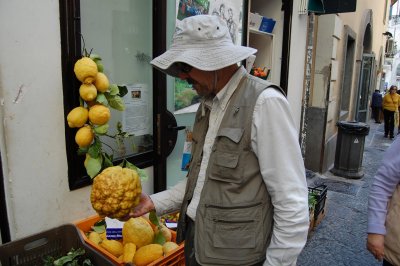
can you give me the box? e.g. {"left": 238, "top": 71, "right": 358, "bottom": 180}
{"left": 66, "top": 106, "right": 88, "bottom": 128}
{"left": 88, "top": 105, "right": 111, "bottom": 125}
{"left": 75, "top": 125, "right": 94, "bottom": 148}
{"left": 74, "top": 57, "right": 98, "bottom": 84}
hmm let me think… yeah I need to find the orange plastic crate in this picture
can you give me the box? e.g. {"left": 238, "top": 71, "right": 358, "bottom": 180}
{"left": 74, "top": 215, "right": 185, "bottom": 266}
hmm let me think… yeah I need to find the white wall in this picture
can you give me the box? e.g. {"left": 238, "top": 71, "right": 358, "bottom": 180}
{"left": 0, "top": 0, "right": 153, "bottom": 240}
{"left": 286, "top": 1, "right": 308, "bottom": 132}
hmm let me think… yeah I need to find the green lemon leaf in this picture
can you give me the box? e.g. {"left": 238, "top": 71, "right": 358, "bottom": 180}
{"left": 122, "top": 160, "right": 148, "bottom": 181}
{"left": 149, "top": 211, "right": 160, "bottom": 227}
{"left": 96, "top": 62, "right": 104, "bottom": 73}
{"left": 96, "top": 93, "right": 107, "bottom": 104}
{"left": 118, "top": 86, "right": 128, "bottom": 97}
{"left": 109, "top": 84, "right": 119, "bottom": 96}
{"left": 153, "top": 231, "right": 166, "bottom": 246}
{"left": 88, "top": 139, "right": 101, "bottom": 158}
{"left": 93, "top": 124, "right": 109, "bottom": 135}
{"left": 86, "top": 156, "right": 102, "bottom": 178}
{"left": 102, "top": 153, "right": 113, "bottom": 168}
{"left": 77, "top": 147, "right": 88, "bottom": 155}
{"left": 93, "top": 219, "right": 106, "bottom": 233}
{"left": 90, "top": 53, "right": 102, "bottom": 61}
{"left": 107, "top": 95, "right": 125, "bottom": 111}
{"left": 137, "top": 168, "right": 148, "bottom": 181}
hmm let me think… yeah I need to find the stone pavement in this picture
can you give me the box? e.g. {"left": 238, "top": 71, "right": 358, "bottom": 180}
{"left": 297, "top": 120, "right": 395, "bottom": 266}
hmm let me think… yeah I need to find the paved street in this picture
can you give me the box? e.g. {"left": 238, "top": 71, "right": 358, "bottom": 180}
{"left": 298, "top": 120, "right": 395, "bottom": 266}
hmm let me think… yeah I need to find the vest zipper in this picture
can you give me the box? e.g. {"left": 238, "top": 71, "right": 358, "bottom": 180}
{"left": 205, "top": 202, "right": 262, "bottom": 209}
{"left": 212, "top": 219, "right": 255, "bottom": 223}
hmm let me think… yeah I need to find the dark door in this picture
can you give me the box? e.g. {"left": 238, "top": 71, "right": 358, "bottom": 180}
{"left": 356, "top": 54, "right": 375, "bottom": 122}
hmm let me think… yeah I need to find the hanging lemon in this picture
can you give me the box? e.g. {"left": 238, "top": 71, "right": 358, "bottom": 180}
{"left": 94, "top": 72, "right": 110, "bottom": 93}
{"left": 66, "top": 106, "right": 88, "bottom": 128}
{"left": 79, "top": 83, "right": 98, "bottom": 102}
{"left": 74, "top": 57, "right": 98, "bottom": 84}
{"left": 75, "top": 125, "right": 94, "bottom": 148}
{"left": 88, "top": 105, "right": 111, "bottom": 125}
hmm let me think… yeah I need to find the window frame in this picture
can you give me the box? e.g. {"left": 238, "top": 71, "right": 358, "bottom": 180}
{"left": 59, "top": 0, "right": 165, "bottom": 190}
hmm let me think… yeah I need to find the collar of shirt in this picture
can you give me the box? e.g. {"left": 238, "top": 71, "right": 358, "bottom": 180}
{"left": 201, "top": 66, "right": 246, "bottom": 111}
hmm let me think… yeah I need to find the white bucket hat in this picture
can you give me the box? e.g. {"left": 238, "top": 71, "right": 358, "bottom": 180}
{"left": 150, "top": 15, "right": 257, "bottom": 77}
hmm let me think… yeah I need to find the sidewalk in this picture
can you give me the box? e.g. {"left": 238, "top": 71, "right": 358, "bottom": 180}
{"left": 298, "top": 120, "right": 395, "bottom": 266}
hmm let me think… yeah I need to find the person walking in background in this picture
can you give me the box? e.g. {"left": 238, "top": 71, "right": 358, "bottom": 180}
{"left": 367, "top": 137, "right": 400, "bottom": 265}
{"left": 371, "top": 89, "right": 383, "bottom": 123}
{"left": 382, "top": 85, "right": 400, "bottom": 139}
{"left": 397, "top": 88, "right": 400, "bottom": 134}
{"left": 124, "top": 15, "right": 309, "bottom": 266}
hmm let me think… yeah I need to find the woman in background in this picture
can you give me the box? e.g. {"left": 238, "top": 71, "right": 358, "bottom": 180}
{"left": 382, "top": 85, "right": 400, "bottom": 139}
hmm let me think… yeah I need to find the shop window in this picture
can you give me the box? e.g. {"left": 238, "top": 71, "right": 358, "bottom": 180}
{"left": 60, "top": 0, "right": 157, "bottom": 190}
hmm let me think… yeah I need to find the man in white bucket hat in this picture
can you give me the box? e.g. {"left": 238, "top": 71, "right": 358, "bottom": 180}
{"left": 128, "top": 15, "right": 309, "bottom": 266}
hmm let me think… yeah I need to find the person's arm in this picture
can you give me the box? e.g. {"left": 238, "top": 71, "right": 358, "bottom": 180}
{"left": 124, "top": 178, "right": 187, "bottom": 220}
{"left": 367, "top": 137, "right": 400, "bottom": 260}
{"left": 252, "top": 89, "right": 309, "bottom": 266}
{"left": 149, "top": 178, "right": 187, "bottom": 216}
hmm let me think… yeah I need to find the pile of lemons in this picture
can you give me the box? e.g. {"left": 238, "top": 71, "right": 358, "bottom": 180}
{"left": 67, "top": 56, "right": 111, "bottom": 148}
{"left": 88, "top": 217, "right": 180, "bottom": 265}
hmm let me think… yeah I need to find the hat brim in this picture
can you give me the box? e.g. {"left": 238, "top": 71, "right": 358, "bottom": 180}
{"left": 150, "top": 44, "right": 257, "bottom": 77}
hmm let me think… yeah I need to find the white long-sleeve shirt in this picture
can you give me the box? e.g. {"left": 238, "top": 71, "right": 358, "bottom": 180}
{"left": 151, "top": 66, "right": 309, "bottom": 265}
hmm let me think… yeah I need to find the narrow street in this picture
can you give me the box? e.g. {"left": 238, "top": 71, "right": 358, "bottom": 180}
{"left": 298, "top": 119, "right": 394, "bottom": 266}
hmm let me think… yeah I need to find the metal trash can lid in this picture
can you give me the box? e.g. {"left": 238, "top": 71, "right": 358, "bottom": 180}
{"left": 336, "top": 121, "right": 370, "bottom": 135}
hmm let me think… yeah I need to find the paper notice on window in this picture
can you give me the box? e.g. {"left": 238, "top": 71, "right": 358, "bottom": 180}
{"left": 122, "top": 84, "right": 149, "bottom": 136}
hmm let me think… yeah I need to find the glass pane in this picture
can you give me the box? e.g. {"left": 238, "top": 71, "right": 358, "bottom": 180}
{"left": 80, "top": 0, "right": 153, "bottom": 160}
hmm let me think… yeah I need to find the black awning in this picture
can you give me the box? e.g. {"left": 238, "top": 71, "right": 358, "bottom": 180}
{"left": 308, "top": 0, "right": 357, "bottom": 15}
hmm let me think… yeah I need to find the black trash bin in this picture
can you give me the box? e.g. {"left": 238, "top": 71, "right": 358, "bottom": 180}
{"left": 330, "top": 121, "right": 370, "bottom": 179}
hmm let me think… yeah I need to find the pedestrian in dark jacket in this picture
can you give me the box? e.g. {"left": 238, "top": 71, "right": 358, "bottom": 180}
{"left": 371, "top": 89, "right": 383, "bottom": 123}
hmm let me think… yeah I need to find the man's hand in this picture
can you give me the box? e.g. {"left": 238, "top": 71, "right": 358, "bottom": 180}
{"left": 367, "top": 233, "right": 385, "bottom": 261}
{"left": 120, "top": 192, "right": 155, "bottom": 221}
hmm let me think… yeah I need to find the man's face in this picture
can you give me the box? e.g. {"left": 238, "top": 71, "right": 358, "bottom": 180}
{"left": 177, "top": 63, "right": 215, "bottom": 97}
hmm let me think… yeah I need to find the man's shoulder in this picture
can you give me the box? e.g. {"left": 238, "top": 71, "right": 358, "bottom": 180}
{"left": 244, "top": 74, "right": 285, "bottom": 96}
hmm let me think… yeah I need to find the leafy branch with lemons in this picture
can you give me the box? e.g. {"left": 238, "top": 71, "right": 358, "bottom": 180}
{"left": 67, "top": 51, "right": 142, "bottom": 179}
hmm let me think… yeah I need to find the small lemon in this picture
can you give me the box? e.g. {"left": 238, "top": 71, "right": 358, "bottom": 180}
{"left": 89, "top": 105, "right": 111, "bottom": 125}
{"left": 94, "top": 72, "right": 110, "bottom": 93}
{"left": 155, "top": 225, "right": 172, "bottom": 242}
{"left": 79, "top": 84, "right": 98, "bottom": 102}
{"left": 162, "top": 241, "right": 179, "bottom": 256}
{"left": 100, "top": 239, "right": 124, "bottom": 257}
{"left": 88, "top": 231, "right": 102, "bottom": 245}
{"left": 66, "top": 106, "right": 88, "bottom": 128}
{"left": 75, "top": 125, "right": 94, "bottom": 148}
{"left": 123, "top": 243, "right": 136, "bottom": 263}
{"left": 74, "top": 57, "right": 98, "bottom": 84}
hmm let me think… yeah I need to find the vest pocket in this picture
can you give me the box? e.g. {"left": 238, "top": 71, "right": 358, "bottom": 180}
{"left": 209, "top": 151, "right": 243, "bottom": 183}
{"left": 203, "top": 202, "right": 265, "bottom": 261}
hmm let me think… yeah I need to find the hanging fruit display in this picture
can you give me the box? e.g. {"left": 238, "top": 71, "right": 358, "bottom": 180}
{"left": 67, "top": 48, "right": 147, "bottom": 219}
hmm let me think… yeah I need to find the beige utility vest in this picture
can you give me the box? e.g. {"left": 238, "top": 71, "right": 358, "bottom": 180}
{"left": 384, "top": 184, "right": 400, "bottom": 265}
{"left": 176, "top": 74, "right": 284, "bottom": 266}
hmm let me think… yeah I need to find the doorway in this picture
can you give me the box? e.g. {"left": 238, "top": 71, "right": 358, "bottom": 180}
{"left": 355, "top": 54, "right": 375, "bottom": 122}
